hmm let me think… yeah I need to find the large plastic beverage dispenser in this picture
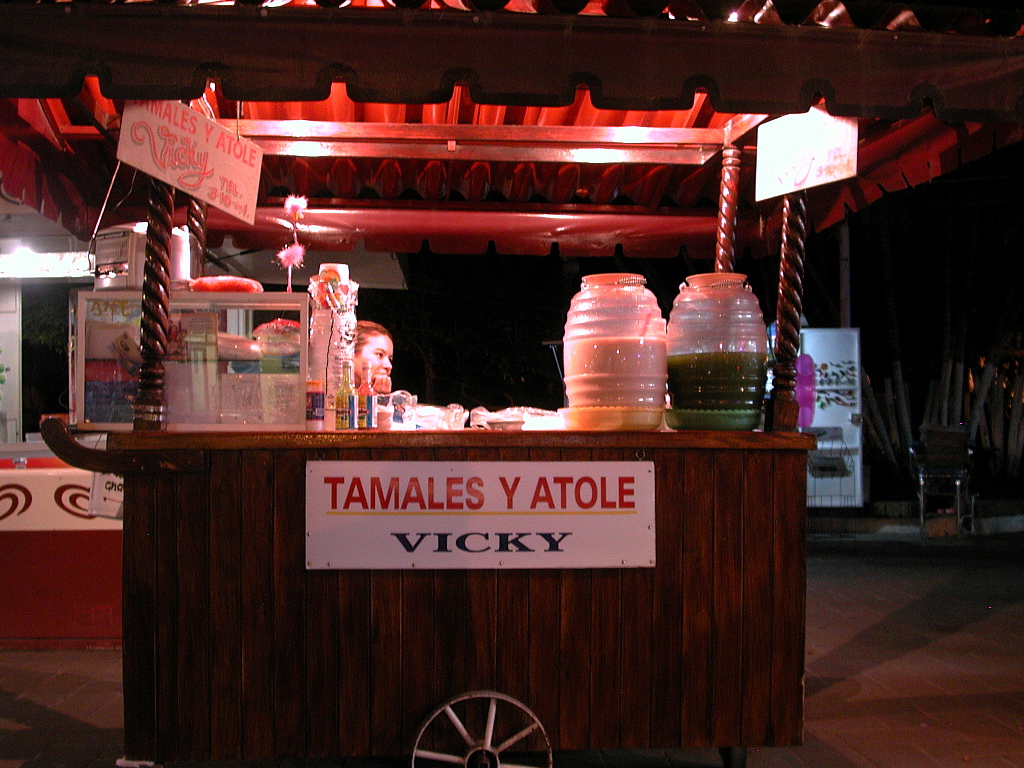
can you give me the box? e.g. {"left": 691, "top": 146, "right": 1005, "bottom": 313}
{"left": 666, "top": 272, "right": 768, "bottom": 430}
{"left": 562, "top": 273, "right": 667, "bottom": 431}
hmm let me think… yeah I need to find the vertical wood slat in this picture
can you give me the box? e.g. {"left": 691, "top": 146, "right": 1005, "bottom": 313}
{"left": 493, "top": 445, "right": 531, "bottom": 709}
{"left": 711, "top": 451, "right": 745, "bottom": 746}
{"left": 305, "top": 447, "right": 342, "bottom": 758}
{"left": 587, "top": 446, "right": 629, "bottom": 750}
{"left": 324, "top": 445, "right": 372, "bottom": 754}
{"left": 154, "top": 474, "right": 179, "bottom": 761}
{"left": 741, "top": 451, "right": 775, "bottom": 745}
{"left": 209, "top": 451, "right": 243, "bottom": 760}
{"left": 463, "top": 441, "right": 499, "bottom": 702}
{"left": 177, "top": 469, "right": 211, "bottom": 759}
{"left": 274, "top": 449, "right": 308, "bottom": 757}
{"left": 680, "top": 449, "right": 713, "bottom": 747}
{"left": 121, "top": 474, "right": 157, "bottom": 761}
{"left": 771, "top": 450, "right": 808, "bottom": 744}
{"left": 240, "top": 450, "right": 275, "bottom": 757}
{"left": 368, "top": 445, "right": 413, "bottom": 754}
{"left": 526, "top": 446, "right": 562, "bottom": 747}
{"left": 651, "top": 443, "right": 685, "bottom": 747}
{"left": 429, "top": 446, "right": 471, "bottom": 737}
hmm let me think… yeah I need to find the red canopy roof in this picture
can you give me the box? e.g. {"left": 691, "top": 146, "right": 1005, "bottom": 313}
{"left": 2, "top": 1, "right": 1023, "bottom": 260}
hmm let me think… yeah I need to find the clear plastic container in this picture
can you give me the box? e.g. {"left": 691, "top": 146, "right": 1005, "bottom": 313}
{"left": 666, "top": 272, "right": 768, "bottom": 430}
{"left": 562, "top": 273, "right": 667, "bottom": 430}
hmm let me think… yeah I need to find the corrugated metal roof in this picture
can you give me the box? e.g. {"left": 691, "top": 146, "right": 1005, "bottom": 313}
{"left": 1, "top": 1, "right": 1022, "bottom": 259}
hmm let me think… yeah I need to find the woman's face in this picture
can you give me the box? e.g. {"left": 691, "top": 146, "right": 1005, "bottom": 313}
{"left": 356, "top": 333, "right": 394, "bottom": 391}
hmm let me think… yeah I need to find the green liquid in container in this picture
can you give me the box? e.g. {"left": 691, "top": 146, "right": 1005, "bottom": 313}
{"left": 666, "top": 351, "right": 766, "bottom": 430}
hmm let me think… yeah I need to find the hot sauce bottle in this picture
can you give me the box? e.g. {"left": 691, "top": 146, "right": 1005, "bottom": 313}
{"left": 334, "top": 359, "right": 357, "bottom": 430}
{"left": 356, "top": 360, "right": 377, "bottom": 430}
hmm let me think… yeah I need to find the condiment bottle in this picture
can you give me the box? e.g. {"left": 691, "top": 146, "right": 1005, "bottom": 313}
{"left": 356, "top": 361, "right": 377, "bottom": 430}
{"left": 334, "top": 359, "right": 357, "bottom": 430}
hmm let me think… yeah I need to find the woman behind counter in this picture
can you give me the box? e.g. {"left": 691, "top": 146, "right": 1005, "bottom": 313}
{"left": 354, "top": 320, "right": 394, "bottom": 395}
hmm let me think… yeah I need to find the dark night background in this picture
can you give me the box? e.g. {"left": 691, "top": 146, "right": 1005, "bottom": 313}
{"left": 18, "top": 138, "right": 1024, "bottom": 502}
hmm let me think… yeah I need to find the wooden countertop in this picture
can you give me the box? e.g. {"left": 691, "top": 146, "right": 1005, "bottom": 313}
{"left": 106, "top": 428, "right": 815, "bottom": 452}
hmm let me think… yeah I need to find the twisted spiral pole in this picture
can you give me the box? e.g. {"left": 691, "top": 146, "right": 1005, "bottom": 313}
{"left": 133, "top": 176, "right": 174, "bottom": 431}
{"left": 714, "top": 145, "right": 741, "bottom": 274}
{"left": 766, "top": 191, "right": 808, "bottom": 431}
{"left": 186, "top": 195, "right": 208, "bottom": 279}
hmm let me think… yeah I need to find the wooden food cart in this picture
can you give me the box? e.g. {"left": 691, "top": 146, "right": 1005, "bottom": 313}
{"left": 44, "top": 424, "right": 813, "bottom": 768}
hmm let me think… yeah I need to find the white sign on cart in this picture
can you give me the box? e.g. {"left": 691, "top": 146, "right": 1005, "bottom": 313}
{"left": 305, "top": 461, "right": 656, "bottom": 569}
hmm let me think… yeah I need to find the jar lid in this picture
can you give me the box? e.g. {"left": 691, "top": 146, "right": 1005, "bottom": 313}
{"left": 683, "top": 272, "right": 749, "bottom": 289}
{"left": 582, "top": 272, "right": 647, "bottom": 288}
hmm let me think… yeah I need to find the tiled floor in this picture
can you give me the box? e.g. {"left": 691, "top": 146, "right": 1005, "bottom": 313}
{"left": 2, "top": 537, "right": 1023, "bottom": 768}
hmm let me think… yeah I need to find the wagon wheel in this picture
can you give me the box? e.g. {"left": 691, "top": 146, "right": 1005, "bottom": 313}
{"left": 411, "top": 690, "right": 553, "bottom": 768}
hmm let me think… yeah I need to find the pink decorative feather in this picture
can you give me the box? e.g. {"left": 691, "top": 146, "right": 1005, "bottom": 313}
{"left": 284, "top": 195, "right": 308, "bottom": 220}
{"left": 276, "top": 242, "right": 305, "bottom": 268}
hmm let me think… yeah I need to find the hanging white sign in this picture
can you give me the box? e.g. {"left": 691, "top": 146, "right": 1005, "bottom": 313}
{"left": 755, "top": 106, "right": 858, "bottom": 201}
{"left": 305, "top": 461, "right": 656, "bottom": 570}
{"left": 117, "top": 101, "right": 262, "bottom": 224}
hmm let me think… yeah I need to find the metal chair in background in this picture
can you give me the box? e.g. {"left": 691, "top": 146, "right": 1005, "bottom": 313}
{"left": 914, "top": 425, "right": 974, "bottom": 536}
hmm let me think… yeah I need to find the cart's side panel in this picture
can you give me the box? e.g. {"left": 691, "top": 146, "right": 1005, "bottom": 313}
{"left": 527, "top": 446, "right": 563, "bottom": 747}
{"left": 369, "top": 445, "right": 420, "bottom": 754}
{"left": 154, "top": 473, "right": 180, "bottom": 761}
{"left": 327, "top": 446, "right": 372, "bottom": 754}
{"left": 209, "top": 450, "right": 243, "bottom": 760}
{"left": 588, "top": 446, "right": 628, "bottom": 750}
{"left": 770, "top": 450, "right": 808, "bottom": 744}
{"left": 177, "top": 467, "right": 212, "bottom": 759}
{"left": 240, "top": 450, "right": 276, "bottom": 757}
{"left": 680, "top": 448, "right": 714, "bottom": 747}
{"left": 273, "top": 450, "right": 308, "bottom": 755}
{"left": 305, "top": 447, "right": 341, "bottom": 758}
{"left": 618, "top": 557, "right": 653, "bottom": 749}
{"left": 121, "top": 472, "right": 158, "bottom": 762}
{"left": 120, "top": 437, "right": 808, "bottom": 762}
{"left": 494, "top": 445, "right": 532, "bottom": 709}
{"left": 711, "top": 450, "right": 745, "bottom": 746}
{"left": 740, "top": 450, "right": 776, "bottom": 745}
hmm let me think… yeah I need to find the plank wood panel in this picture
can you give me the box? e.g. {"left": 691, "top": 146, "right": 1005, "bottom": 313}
{"left": 121, "top": 473, "right": 157, "bottom": 761}
{"left": 176, "top": 468, "right": 211, "bottom": 759}
{"left": 112, "top": 432, "right": 811, "bottom": 761}
{"left": 679, "top": 449, "right": 713, "bottom": 747}
{"left": 740, "top": 451, "right": 775, "bottom": 745}
{"left": 710, "top": 450, "right": 745, "bottom": 746}
{"left": 154, "top": 474, "right": 179, "bottom": 761}
{"left": 585, "top": 445, "right": 628, "bottom": 750}
{"left": 208, "top": 450, "right": 243, "bottom": 760}
{"left": 240, "top": 450, "right": 276, "bottom": 757}
{"left": 306, "top": 567, "right": 341, "bottom": 757}
{"left": 770, "top": 450, "right": 807, "bottom": 745}
{"left": 304, "top": 446, "right": 341, "bottom": 757}
{"left": 273, "top": 449, "right": 308, "bottom": 756}
{"left": 526, "top": 446, "right": 563, "bottom": 745}
{"left": 425, "top": 445, "right": 471, "bottom": 740}
{"left": 368, "top": 444, "right": 421, "bottom": 754}
{"left": 652, "top": 444, "right": 686, "bottom": 747}
{"left": 492, "top": 444, "right": 532, "bottom": 709}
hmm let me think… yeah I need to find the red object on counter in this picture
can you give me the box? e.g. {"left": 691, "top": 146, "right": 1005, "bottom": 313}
{"left": 189, "top": 275, "right": 264, "bottom": 292}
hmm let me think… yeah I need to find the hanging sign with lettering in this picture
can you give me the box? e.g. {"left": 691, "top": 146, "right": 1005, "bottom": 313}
{"left": 305, "top": 461, "right": 656, "bottom": 569}
{"left": 755, "top": 105, "right": 858, "bottom": 201}
{"left": 117, "top": 100, "right": 262, "bottom": 224}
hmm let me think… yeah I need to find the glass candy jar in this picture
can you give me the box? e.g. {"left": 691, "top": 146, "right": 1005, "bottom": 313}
{"left": 666, "top": 273, "right": 768, "bottom": 430}
{"left": 562, "top": 273, "right": 667, "bottom": 430}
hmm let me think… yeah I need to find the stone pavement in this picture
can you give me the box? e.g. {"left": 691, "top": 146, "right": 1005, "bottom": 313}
{"left": 1, "top": 537, "right": 1022, "bottom": 768}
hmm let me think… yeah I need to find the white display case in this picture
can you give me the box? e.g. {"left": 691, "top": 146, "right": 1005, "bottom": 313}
{"left": 72, "top": 290, "right": 307, "bottom": 432}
